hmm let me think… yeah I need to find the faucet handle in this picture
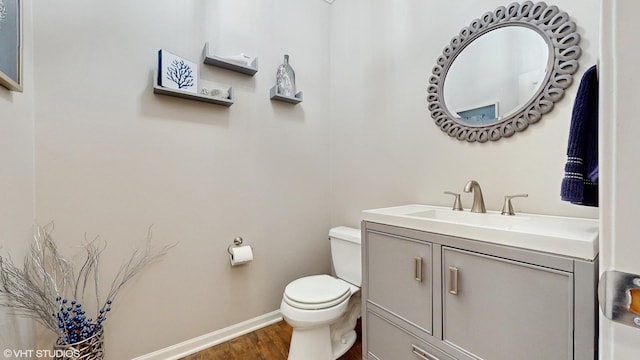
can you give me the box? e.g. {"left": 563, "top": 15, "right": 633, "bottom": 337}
{"left": 444, "top": 191, "right": 464, "bottom": 211}
{"left": 501, "top": 194, "right": 528, "bottom": 216}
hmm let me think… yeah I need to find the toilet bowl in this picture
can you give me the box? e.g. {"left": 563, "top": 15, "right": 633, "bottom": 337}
{"left": 280, "top": 227, "right": 361, "bottom": 360}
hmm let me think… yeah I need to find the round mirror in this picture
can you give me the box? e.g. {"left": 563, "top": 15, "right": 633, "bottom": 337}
{"left": 427, "top": 1, "right": 581, "bottom": 142}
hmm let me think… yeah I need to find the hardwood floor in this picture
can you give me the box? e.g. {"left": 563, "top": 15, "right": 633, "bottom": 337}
{"left": 181, "top": 319, "right": 362, "bottom": 360}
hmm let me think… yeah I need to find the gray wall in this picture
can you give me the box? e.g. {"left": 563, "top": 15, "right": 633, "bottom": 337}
{"left": 32, "top": 1, "right": 331, "bottom": 358}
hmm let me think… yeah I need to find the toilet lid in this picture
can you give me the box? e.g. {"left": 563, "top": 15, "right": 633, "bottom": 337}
{"left": 283, "top": 275, "right": 351, "bottom": 310}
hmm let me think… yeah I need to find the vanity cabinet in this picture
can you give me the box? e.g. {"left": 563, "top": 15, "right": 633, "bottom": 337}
{"left": 362, "top": 222, "right": 598, "bottom": 360}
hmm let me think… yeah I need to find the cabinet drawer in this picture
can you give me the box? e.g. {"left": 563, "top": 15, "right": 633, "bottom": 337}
{"left": 366, "top": 231, "right": 433, "bottom": 333}
{"left": 442, "top": 247, "right": 573, "bottom": 360}
{"left": 367, "top": 311, "right": 455, "bottom": 360}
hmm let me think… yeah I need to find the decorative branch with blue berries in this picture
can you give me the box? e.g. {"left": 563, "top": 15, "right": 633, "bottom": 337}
{"left": 0, "top": 223, "right": 174, "bottom": 344}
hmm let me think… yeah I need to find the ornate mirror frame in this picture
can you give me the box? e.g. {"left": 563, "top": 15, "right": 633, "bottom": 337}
{"left": 427, "top": 1, "right": 581, "bottom": 143}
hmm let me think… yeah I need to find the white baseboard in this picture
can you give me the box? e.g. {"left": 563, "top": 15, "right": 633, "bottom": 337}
{"left": 132, "top": 310, "right": 283, "bottom": 360}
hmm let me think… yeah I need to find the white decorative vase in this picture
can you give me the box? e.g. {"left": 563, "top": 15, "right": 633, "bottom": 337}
{"left": 276, "top": 54, "right": 296, "bottom": 97}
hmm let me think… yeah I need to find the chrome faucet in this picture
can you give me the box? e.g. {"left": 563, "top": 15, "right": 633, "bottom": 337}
{"left": 464, "top": 180, "right": 486, "bottom": 213}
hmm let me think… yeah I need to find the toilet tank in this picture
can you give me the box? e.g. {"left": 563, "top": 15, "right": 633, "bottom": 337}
{"left": 329, "top": 226, "right": 362, "bottom": 286}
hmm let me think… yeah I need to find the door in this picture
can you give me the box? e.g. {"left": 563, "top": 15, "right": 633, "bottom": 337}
{"left": 442, "top": 247, "right": 573, "bottom": 360}
{"left": 599, "top": 1, "right": 640, "bottom": 359}
{"left": 365, "top": 230, "right": 433, "bottom": 334}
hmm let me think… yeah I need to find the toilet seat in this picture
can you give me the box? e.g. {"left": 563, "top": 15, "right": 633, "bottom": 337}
{"left": 284, "top": 275, "right": 351, "bottom": 310}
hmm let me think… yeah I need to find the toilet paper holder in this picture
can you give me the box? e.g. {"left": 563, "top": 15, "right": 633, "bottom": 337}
{"left": 227, "top": 236, "right": 254, "bottom": 266}
{"left": 227, "top": 236, "right": 247, "bottom": 254}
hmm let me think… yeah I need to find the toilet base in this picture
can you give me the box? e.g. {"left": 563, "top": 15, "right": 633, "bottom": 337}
{"left": 287, "top": 325, "right": 333, "bottom": 360}
{"left": 331, "top": 329, "right": 357, "bottom": 359}
{"left": 287, "top": 327, "right": 356, "bottom": 360}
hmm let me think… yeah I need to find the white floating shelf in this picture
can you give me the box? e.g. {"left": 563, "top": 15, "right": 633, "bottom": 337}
{"left": 269, "top": 86, "right": 303, "bottom": 104}
{"left": 153, "top": 70, "right": 233, "bottom": 107}
{"left": 203, "top": 43, "right": 258, "bottom": 76}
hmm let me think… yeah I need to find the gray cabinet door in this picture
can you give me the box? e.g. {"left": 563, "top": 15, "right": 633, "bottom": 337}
{"left": 366, "top": 231, "right": 432, "bottom": 334}
{"left": 367, "top": 311, "right": 455, "bottom": 360}
{"left": 442, "top": 247, "right": 573, "bottom": 360}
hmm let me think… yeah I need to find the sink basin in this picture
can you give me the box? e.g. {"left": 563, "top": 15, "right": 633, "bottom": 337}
{"left": 406, "top": 209, "right": 529, "bottom": 229}
{"left": 362, "top": 204, "right": 598, "bottom": 260}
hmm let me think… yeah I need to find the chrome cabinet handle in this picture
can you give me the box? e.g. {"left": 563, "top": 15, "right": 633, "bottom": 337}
{"left": 448, "top": 267, "right": 459, "bottom": 295}
{"left": 414, "top": 256, "right": 423, "bottom": 282}
{"left": 411, "top": 344, "right": 441, "bottom": 360}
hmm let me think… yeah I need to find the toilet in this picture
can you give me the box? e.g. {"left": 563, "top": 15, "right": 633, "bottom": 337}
{"left": 280, "top": 226, "right": 362, "bottom": 360}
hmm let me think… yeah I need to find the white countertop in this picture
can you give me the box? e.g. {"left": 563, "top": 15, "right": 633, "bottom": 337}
{"left": 362, "top": 204, "right": 599, "bottom": 260}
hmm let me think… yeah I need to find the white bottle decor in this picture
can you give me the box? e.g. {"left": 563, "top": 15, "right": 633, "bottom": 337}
{"left": 276, "top": 54, "right": 296, "bottom": 97}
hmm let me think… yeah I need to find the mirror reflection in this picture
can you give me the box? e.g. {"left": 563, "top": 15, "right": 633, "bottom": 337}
{"left": 443, "top": 26, "right": 549, "bottom": 126}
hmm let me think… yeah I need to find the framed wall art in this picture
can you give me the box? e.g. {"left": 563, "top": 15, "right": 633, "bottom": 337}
{"left": 157, "top": 49, "right": 198, "bottom": 94}
{"left": 0, "top": 0, "right": 22, "bottom": 92}
{"left": 456, "top": 102, "right": 499, "bottom": 126}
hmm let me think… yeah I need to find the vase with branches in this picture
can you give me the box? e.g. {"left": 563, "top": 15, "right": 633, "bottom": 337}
{"left": 0, "top": 223, "right": 174, "bottom": 359}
